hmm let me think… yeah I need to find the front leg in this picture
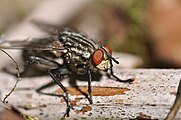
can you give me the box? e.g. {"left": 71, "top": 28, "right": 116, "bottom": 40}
{"left": 109, "top": 60, "right": 133, "bottom": 83}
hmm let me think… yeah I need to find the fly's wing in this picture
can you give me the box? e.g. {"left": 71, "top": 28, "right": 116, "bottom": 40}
{"left": 31, "top": 20, "right": 60, "bottom": 35}
{"left": 0, "top": 20, "right": 78, "bottom": 51}
{"left": 31, "top": 19, "right": 78, "bottom": 35}
{"left": 0, "top": 37, "right": 66, "bottom": 51}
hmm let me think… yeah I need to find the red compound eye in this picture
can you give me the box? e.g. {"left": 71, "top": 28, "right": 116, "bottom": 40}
{"left": 103, "top": 45, "right": 112, "bottom": 55}
{"left": 92, "top": 49, "right": 104, "bottom": 65}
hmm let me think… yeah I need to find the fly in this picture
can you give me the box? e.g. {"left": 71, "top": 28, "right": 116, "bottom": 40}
{"left": 0, "top": 21, "right": 133, "bottom": 118}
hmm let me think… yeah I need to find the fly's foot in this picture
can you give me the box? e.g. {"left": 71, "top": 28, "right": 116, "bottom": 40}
{"left": 63, "top": 113, "right": 70, "bottom": 119}
{"left": 61, "top": 106, "right": 70, "bottom": 119}
{"left": 88, "top": 97, "right": 93, "bottom": 104}
{"left": 118, "top": 78, "right": 134, "bottom": 83}
{"left": 111, "top": 73, "right": 134, "bottom": 83}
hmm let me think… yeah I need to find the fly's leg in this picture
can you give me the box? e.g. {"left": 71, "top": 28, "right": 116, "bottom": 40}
{"left": 48, "top": 68, "right": 71, "bottom": 118}
{"left": 21, "top": 56, "right": 60, "bottom": 76}
{"left": 109, "top": 60, "right": 133, "bottom": 83}
{"left": 87, "top": 70, "right": 93, "bottom": 104}
{"left": 110, "top": 68, "right": 133, "bottom": 82}
{"left": 36, "top": 81, "right": 56, "bottom": 94}
{"left": 21, "top": 56, "right": 71, "bottom": 117}
{"left": 36, "top": 67, "right": 71, "bottom": 118}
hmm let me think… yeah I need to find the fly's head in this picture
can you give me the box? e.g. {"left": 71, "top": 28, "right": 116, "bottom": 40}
{"left": 92, "top": 45, "right": 119, "bottom": 71}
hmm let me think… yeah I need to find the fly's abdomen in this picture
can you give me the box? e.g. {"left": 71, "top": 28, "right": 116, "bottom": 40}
{"left": 22, "top": 37, "right": 64, "bottom": 61}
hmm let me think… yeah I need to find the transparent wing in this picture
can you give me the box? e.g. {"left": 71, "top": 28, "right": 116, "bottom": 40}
{"left": 0, "top": 38, "right": 65, "bottom": 51}
{"left": 31, "top": 19, "right": 78, "bottom": 35}
{"left": 31, "top": 19, "right": 60, "bottom": 35}
{"left": 0, "top": 20, "right": 72, "bottom": 51}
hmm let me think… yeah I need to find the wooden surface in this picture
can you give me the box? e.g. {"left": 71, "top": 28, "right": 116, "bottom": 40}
{"left": 0, "top": 101, "right": 25, "bottom": 120}
{"left": 0, "top": 69, "right": 181, "bottom": 120}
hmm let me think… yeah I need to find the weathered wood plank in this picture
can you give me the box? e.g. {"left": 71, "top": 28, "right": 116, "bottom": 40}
{"left": 0, "top": 101, "right": 25, "bottom": 120}
{"left": 0, "top": 69, "right": 180, "bottom": 119}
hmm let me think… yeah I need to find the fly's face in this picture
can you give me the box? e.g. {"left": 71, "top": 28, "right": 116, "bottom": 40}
{"left": 92, "top": 45, "right": 113, "bottom": 71}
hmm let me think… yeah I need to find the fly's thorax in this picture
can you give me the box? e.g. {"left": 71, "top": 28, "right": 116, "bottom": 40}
{"left": 63, "top": 47, "right": 92, "bottom": 75}
{"left": 58, "top": 29, "right": 99, "bottom": 51}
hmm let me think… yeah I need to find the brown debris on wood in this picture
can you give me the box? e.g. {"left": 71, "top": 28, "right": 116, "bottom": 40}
{"left": 55, "top": 86, "right": 130, "bottom": 96}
